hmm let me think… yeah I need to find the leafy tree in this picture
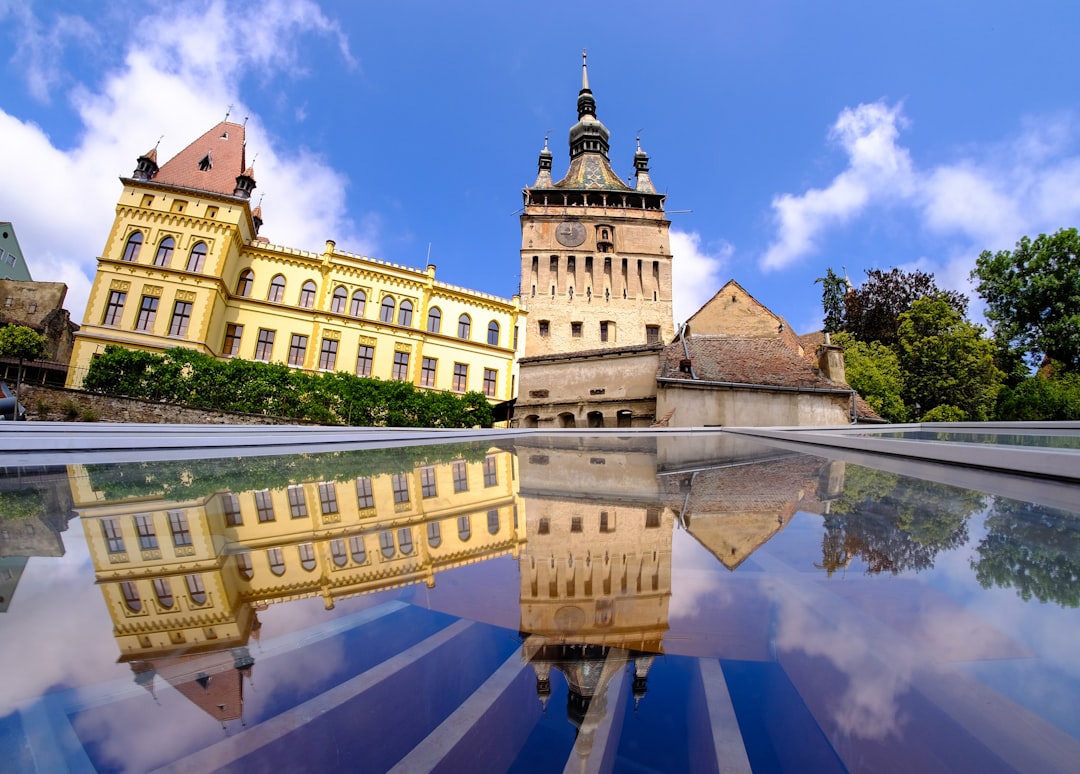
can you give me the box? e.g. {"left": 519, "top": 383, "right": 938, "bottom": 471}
{"left": 844, "top": 268, "right": 967, "bottom": 346}
{"left": 896, "top": 295, "right": 1003, "bottom": 421}
{"left": 994, "top": 371, "right": 1080, "bottom": 421}
{"left": 832, "top": 332, "right": 908, "bottom": 422}
{"left": 973, "top": 228, "right": 1080, "bottom": 371}
{"left": 0, "top": 324, "right": 47, "bottom": 419}
{"left": 815, "top": 268, "right": 847, "bottom": 334}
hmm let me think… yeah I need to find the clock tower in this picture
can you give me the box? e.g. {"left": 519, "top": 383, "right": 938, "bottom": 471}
{"left": 519, "top": 52, "right": 673, "bottom": 358}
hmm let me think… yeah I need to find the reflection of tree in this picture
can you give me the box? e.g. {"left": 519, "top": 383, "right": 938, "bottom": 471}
{"left": 0, "top": 490, "right": 45, "bottom": 521}
{"left": 818, "top": 466, "right": 982, "bottom": 576}
{"left": 973, "top": 498, "right": 1080, "bottom": 608}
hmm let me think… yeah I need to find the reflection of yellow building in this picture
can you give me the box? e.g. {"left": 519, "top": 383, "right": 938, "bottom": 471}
{"left": 66, "top": 120, "right": 523, "bottom": 404}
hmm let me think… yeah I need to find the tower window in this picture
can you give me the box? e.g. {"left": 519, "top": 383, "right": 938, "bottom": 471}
{"left": 538, "top": 320, "right": 549, "bottom": 337}
{"left": 571, "top": 322, "right": 582, "bottom": 338}
{"left": 646, "top": 325, "right": 660, "bottom": 345}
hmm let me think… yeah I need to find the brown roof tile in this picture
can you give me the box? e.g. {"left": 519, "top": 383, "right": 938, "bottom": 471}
{"left": 660, "top": 335, "right": 838, "bottom": 389}
{"left": 153, "top": 121, "right": 248, "bottom": 197}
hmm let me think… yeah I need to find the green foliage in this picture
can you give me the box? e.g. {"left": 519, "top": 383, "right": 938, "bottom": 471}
{"left": 973, "top": 228, "right": 1080, "bottom": 371}
{"left": 815, "top": 268, "right": 847, "bottom": 334}
{"left": 0, "top": 490, "right": 46, "bottom": 521}
{"left": 920, "top": 404, "right": 966, "bottom": 422}
{"left": 897, "top": 295, "right": 1003, "bottom": 421}
{"left": 994, "top": 371, "right": 1080, "bottom": 420}
{"left": 82, "top": 346, "right": 495, "bottom": 428}
{"left": 0, "top": 325, "right": 47, "bottom": 362}
{"left": 833, "top": 332, "right": 908, "bottom": 422}
{"left": 844, "top": 268, "right": 968, "bottom": 346}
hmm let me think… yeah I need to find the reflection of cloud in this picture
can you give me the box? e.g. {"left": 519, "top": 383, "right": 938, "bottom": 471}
{"left": 668, "top": 528, "right": 732, "bottom": 620}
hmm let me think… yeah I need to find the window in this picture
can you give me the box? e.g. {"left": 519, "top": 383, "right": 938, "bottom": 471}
{"left": 600, "top": 511, "right": 614, "bottom": 532}
{"left": 392, "top": 351, "right": 410, "bottom": 381}
{"left": 571, "top": 321, "right": 582, "bottom": 338}
{"left": 288, "top": 334, "right": 308, "bottom": 367}
{"left": 646, "top": 506, "right": 661, "bottom": 528}
{"left": 351, "top": 290, "right": 366, "bottom": 317}
{"left": 331, "top": 286, "right": 347, "bottom": 313}
{"left": 380, "top": 296, "right": 395, "bottom": 322}
{"left": 513, "top": 326, "right": 519, "bottom": 349}
{"left": 122, "top": 232, "right": 143, "bottom": 262}
{"left": 135, "top": 514, "right": 157, "bottom": 550}
{"left": 135, "top": 295, "right": 158, "bottom": 331}
{"left": 391, "top": 474, "right": 409, "bottom": 504}
{"left": 457, "top": 314, "right": 471, "bottom": 339}
{"left": 538, "top": 320, "right": 549, "bottom": 337}
{"left": 319, "top": 338, "right": 338, "bottom": 370}
{"left": 421, "top": 357, "right": 437, "bottom": 387}
{"left": 255, "top": 489, "right": 275, "bottom": 522}
{"left": 571, "top": 516, "right": 583, "bottom": 533}
{"left": 457, "top": 515, "right": 471, "bottom": 541}
{"left": 299, "top": 543, "right": 316, "bottom": 571}
{"left": 398, "top": 300, "right": 413, "bottom": 327}
{"left": 319, "top": 482, "right": 338, "bottom": 514}
{"left": 222, "top": 493, "right": 242, "bottom": 526}
{"left": 420, "top": 466, "right": 437, "bottom": 498}
{"left": 427, "top": 521, "right": 441, "bottom": 548}
{"left": 427, "top": 307, "right": 441, "bottom": 333}
{"left": 121, "top": 581, "right": 141, "bottom": 612}
{"left": 646, "top": 325, "right": 661, "bottom": 344}
{"left": 452, "top": 460, "right": 468, "bottom": 493}
{"left": 487, "top": 509, "right": 500, "bottom": 535}
{"left": 288, "top": 484, "right": 308, "bottom": 518}
{"left": 538, "top": 517, "right": 550, "bottom": 535}
{"left": 349, "top": 535, "right": 366, "bottom": 563}
{"left": 268, "top": 547, "right": 285, "bottom": 575}
{"left": 331, "top": 539, "right": 347, "bottom": 567}
{"left": 356, "top": 477, "right": 374, "bottom": 508}
{"left": 186, "top": 574, "right": 207, "bottom": 605}
{"left": 223, "top": 324, "right": 243, "bottom": 357}
{"left": 600, "top": 321, "right": 610, "bottom": 342}
{"left": 236, "top": 269, "right": 253, "bottom": 297}
{"left": 298, "top": 280, "right": 316, "bottom": 309}
{"left": 483, "top": 368, "right": 497, "bottom": 398}
{"left": 103, "top": 291, "right": 126, "bottom": 326}
{"left": 487, "top": 321, "right": 500, "bottom": 346}
{"left": 169, "top": 301, "right": 192, "bottom": 336}
{"left": 453, "top": 363, "right": 468, "bottom": 392}
{"left": 356, "top": 345, "right": 374, "bottom": 377}
{"left": 255, "top": 329, "right": 275, "bottom": 361}
{"left": 268, "top": 274, "right": 285, "bottom": 302}
{"left": 168, "top": 510, "right": 192, "bottom": 547}
{"left": 153, "top": 237, "right": 174, "bottom": 267}
{"left": 379, "top": 530, "right": 395, "bottom": 559}
{"left": 236, "top": 552, "right": 253, "bottom": 579}
{"left": 153, "top": 578, "right": 174, "bottom": 608}
{"left": 398, "top": 528, "right": 414, "bottom": 555}
{"left": 102, "top": 519, "right": 125, "bottom": 554}
{"left": 483, "top": 455, "right": 498, "bottom": 487}
{"left": 186, "top": 241, "right": 207, "bottom": 272}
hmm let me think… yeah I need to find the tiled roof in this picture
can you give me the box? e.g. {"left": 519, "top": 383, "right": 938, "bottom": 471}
{"left": 659, "top": 335, "right": 839, "bottom": 390}
{"left": 153, "top": 121, "right": 248, "bottom": 197}
{"left": 552, "top": 153, "right": 633, "bottom": 192}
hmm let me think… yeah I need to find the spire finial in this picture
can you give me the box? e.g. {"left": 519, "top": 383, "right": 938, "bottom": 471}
{"left": 243, "top": 115, "right": 249, "bottom": 127}
{"left": 155, "top": 135, "right": 163, "bottom": 150}
{"left": 581, "top": 49, "right": 590, "bottom": 91}
{"left": 224, "top": 104, "right": 233, "bottom": 122}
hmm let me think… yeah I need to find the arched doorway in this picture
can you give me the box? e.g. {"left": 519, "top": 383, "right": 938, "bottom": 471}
{"left": 617, "top": 410, "right": 633, "bottom": 428}
{"left": 587, "top": 411, "right": 604, "bottom": 428}
{"left": 558, "top": 412, "right": 576, "bottom": 428}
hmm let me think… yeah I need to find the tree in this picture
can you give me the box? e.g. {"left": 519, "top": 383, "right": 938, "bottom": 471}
{"left": 815, "top": 268, "right": 847, "bottom": 334}
{"left": 832, "top": 332, "right": 908, "bottom": 422}
{"left": 0, "top": 325, "right": 47, "bottom": 420}
{"left": 896, "top": 295, "right": 1003, "bottom": 421}
{"left": 844, "top": 268, "right": 968, "bottom": 346}
{"left": 972, "top": 228, "right": 1080, "bottom": 371}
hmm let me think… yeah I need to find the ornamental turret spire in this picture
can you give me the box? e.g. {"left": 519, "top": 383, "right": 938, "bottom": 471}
{"left": 569, "top": 49, "right": 610, "bottom": 159}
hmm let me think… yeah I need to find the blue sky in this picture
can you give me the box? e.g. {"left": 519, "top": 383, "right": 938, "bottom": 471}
{"left": 3, "top": 1, "right": 1080, "bottom": 334}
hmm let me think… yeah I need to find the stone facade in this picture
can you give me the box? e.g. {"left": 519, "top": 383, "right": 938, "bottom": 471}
{"left": 0, "top": 279, "right": 77, "bottom": 367}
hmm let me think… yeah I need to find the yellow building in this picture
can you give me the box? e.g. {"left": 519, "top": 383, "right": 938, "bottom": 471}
{"left": 67, "top": 121, "right": 523, "bottom": 406}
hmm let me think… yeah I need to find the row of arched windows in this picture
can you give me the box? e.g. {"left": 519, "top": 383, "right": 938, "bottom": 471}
{"left": 122, "top": 232, "right": 208, "bottom": 272}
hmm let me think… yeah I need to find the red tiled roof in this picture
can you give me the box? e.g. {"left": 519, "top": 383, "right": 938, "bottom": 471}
{"left": 660, "top": 335, "right": 839, "bottom": 389}
{"left": 153, "top": 121, "right": 248, "bottom": 197}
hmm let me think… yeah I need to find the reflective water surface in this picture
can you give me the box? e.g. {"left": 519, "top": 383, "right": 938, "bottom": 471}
{"left": 2, "top": 432, "right": 1079, "bottom": 772}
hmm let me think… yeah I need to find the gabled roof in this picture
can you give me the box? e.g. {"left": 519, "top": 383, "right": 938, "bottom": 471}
{"left": 153, "top": 121, "right": 248, "bottom": 197}
{"left": 660, "top": 336, "right": 839, "bottom": 390}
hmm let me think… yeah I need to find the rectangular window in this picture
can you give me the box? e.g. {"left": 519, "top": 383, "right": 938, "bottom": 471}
{"left": 392, "top": 351, "right": 410, "bottom": 381}
{"left": 356, "top": 477, "right": 374, "bottom": 508}
{"left": 288, "top": 335, "right": 308, "bottom": 367}
{"left": 392, "top": 474, "right": 409, "bottom": 504}
{"left": 222, "top": 493, "right": 242, "bottom": 526}
{"left": 288, "top": 485, "right": 308, "bottom": 518}
{"left": 538, "top": 320, "right": 549, "bottom": 337}
{"left": 453, "top": 363, "right": 468, "bottom": 392}
{"left": 103, "top": 291, "right": 126, "bottom": 326}
{"left": 223, "top": 324, "right": 243, "bottom": 357}
{"left": 102, "top": 518, "right": 125, "bottom": 554}
{"left": 168, "top": 510, "right": 192, "bottom": 547}
{"left": 135, "top": 295, "right": 158, "bottom": 331}
{"left": 571, "top": 516, "right": 583, "bottom": 533}
{"left": 646, "top": 506, "right": 661, "bottom": 528}
{"left": 356, "top": 345, "right": 374, "bottom": 377}
{"left": 420, "top": 466, "right": 437, "bottom": 498}
{"left": 319, "top": 338, "right": 338, "bottom": 371}
{"left": 421, "top": 357, "right": 437, "bottom": 387}
{"left": 169, "top": 301, "right": 192, "bottom": 336}
{"left": 646, "top": 325, "right": 660, "bottom": 345}
{"left": 513, "top": 326, "right": 519, "bottom": 349}
{"left": 255, "top": 489, "right": 275, "bottom": 522}
{"left": 134, "top": 514, "right": 157, "bottom": 550}
{"left": 571, "top": 321, "right": 582, "bottom": 338}
{"left": 599, "top": 321, "right": 609, "bottom": 342}
{"left": 452, "top": 460, "right": 468, "bottom": 493}
{"left": 483, "top": 368, "right": 497, "bottom": 397}
{"left": 483, "top": 455, "right": 498, "bottom": 487}
{"left": 255, "top": 329, "right": 275, "bottom": 361}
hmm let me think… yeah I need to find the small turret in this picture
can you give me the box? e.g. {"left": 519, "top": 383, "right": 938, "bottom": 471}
{"left": 233, "top": 165, "right": 256, "bottom": 199}
{"left": 533, "top": 136, "right": 553, "bottom": 187}
{"left": 132, "top": 146, "right": 159, "bottom": 181}
{"left": 633, "top": 137, "right": 656, "bottom": 193}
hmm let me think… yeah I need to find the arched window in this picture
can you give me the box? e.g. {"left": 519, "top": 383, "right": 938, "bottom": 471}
{"left": 185, "top": 574, "right": 207, "bottom": 605}
{"left": 487, "top": 509, "right": 500, "bottom": 535}
{"left": 268, "top": 547, "right": 285, "bottom": 576}
{"left": 457, "top": 314, "right": 471, "bottom": 339}
{"left": 427, "top": 521, "right": 441, "bottom": 548}
{"left": 236, "top": 551, "right": 254, "bottom": 579}
{"left": 153, "top": 578, "right": 174, "bottom": 608}
{"left": 398, "top": 528, "right": 414, "bottom": 555}
{"left": 299, "top": 543, "right": 316, "bottom": 571}
{"left": 487, "top": 320, "right": 500, "bottom": 346}
{"left": 268, "top": 275, "right": 285, "bottom": 303}
{"left": 351, "top": 290, "right": 366, "bottom": 317}
{"left": 236, "top": 269, "right": 254, "bottom": 297}
{"left": 426, "top": 307, "right": 441, "bottom": 333}
{"left": 349, "top": 535, "right": 367, "bottom": 564}
{"left": 298, "top": 280, "right": 317, "bottom": 308}
{"left": 331, "top": 539, "right": 347, "bottom": 567}
{"left": 398, "top": 300, "right": 413, "bottom": 327}
{"left": 120, "top": 581, "right": 142, "bottom": 612}
{"left": 122, "top": 232, "right": 143, "bottom": 262}
{"left": 379, "top": 530, "right": 395, "bottom": 559}
{"left": 331, "top": 286, "right": 347, "bottom": 313}
{"left": 380, "top": 296, "right": 395, "bottom": 323}
{"left": 186, "top": 241, "right": 207, "bottom": 272}
{"left": 153, "top": 237, "right": 174, "bottom": 267}
{"left": 457, "top": 515, "right": 471, "bottom": 541}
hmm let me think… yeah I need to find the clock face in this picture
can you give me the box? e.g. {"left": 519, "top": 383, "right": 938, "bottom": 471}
{"left": 556, "top": 221, "right": 587, "bottom": 248}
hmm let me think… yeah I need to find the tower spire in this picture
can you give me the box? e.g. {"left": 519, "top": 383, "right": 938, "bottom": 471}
{"left": 581, "top": 49, "right": 590, "bottom": 92}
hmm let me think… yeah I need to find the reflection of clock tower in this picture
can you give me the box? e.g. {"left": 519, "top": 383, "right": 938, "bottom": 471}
{"left": 519, "top": 52, "right": 673, "bottom": 357}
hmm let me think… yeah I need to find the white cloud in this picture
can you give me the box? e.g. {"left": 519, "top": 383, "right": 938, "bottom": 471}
{"left": 671, "top": 229, "right": 732, "bottom": 324}
{"left": 0, "top": 0, "right": 366, "bottom": 324}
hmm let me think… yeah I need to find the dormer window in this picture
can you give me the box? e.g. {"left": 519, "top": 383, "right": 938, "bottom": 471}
{"left": 198, "top": 152, "right": 212, "bottom": 171}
